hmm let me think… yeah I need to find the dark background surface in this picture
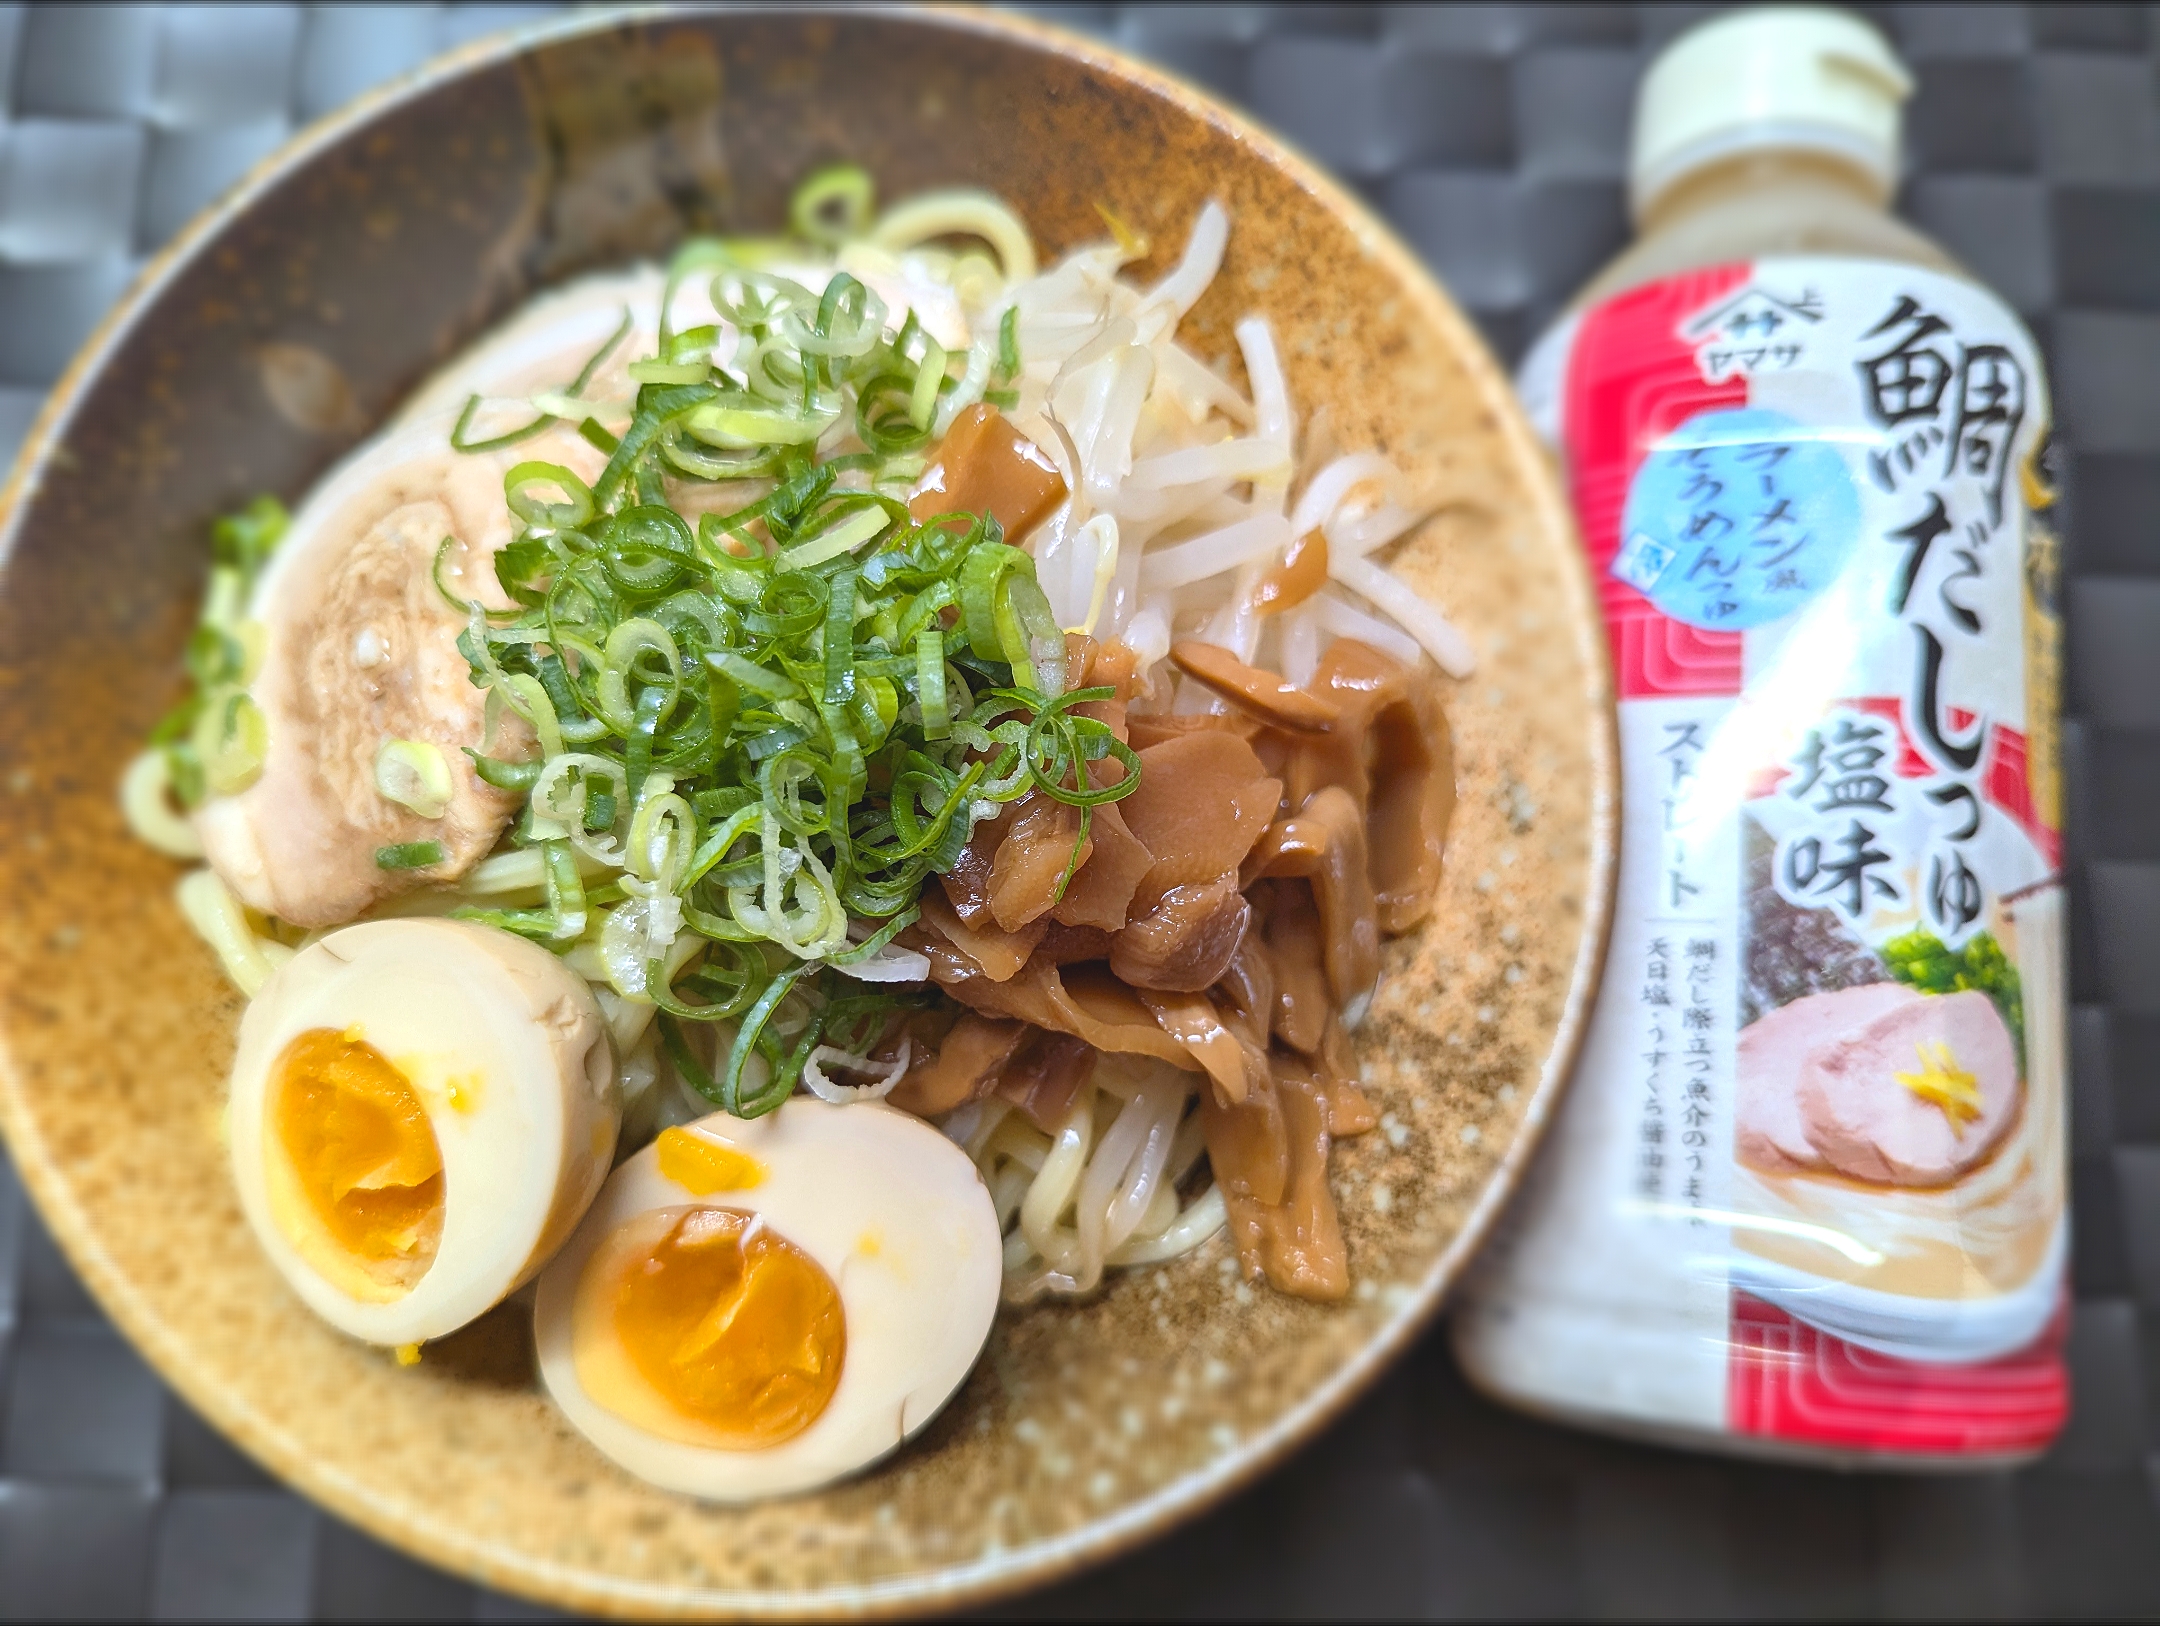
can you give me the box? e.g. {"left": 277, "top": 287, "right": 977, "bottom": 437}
{"left": 0, "top": 3, "right": 2157, "bottom": 1618}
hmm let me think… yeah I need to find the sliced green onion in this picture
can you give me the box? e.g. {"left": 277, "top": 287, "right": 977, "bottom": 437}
{"left": 909, "top": 335, "right": 948, "bottom": 430}
{"left": 743, "top": 723, "right": 813, "bottom": 762}
{"left": 825, "top": 905, "right": 919, "bottom": 966}
{"left": 501, "top": 672, "right": 565, "bottom": 761}
{"left": 571, "top": 307, "right": 634, "bottom": 392}
{"left": 1003, "top": 575, "right": 1067, "bottom": 698}
{"left": 996, "top": 306, "right": 1020, "bottom": 382}
{"left": 542, "top": 839, "right": 587, "bottom": 940}
{"left": 504, "top": 462, "right": 595, "bottom": 530}
{"left": 686, "top": 400, "right": 836, "bottom": 449}
{"left": 855, "top": 372, "right": 931, "bottom": 456}
{"left": 957, "top": 540, "right": 1030, "bottom": 666}
{"left": 791, "top": 163, "right": 875, "bottom": 245}
{"left": 721, "top": 961, "right": 814, "bottom": 1116}
{"left": 777, "top": 504, "right": 890, "bottom": 572}
{"left": 821, "top": 569, "right": 858, "bottom": 708}
{"left": 452, "top": 308, "right": 631, "bottom": 453}
{"left": 120, "top": 748, "right": 203, "bottom": 859}
{"left": 451, "top": 393, "right": 555, "bottom": 454}
{"left": 595, "top": 617, "right": 681, "bottom": 734}
{"left": 794, "top": 274, "right": 886, "bottom": 362}
{"left": 916, "top": 628, "right": 949, "bottom": 740}
{"left": 629, "top": 358, "right": 711, "bottom": 386}
{"left": 869, "top": 188, "right": 1037, "bottom": 282}
{"left": 374, "top": 738, "right": 453, "bottom": 818}
{"left": 467, "top": 751, "right": 542, "bottom": 791}
{"left": 375, "top": 841, "right": 445, "bottom": 871}
{"left": 706, "top": 650, "right": 800, "bottom": 700}
{"left": 192, "top": 688, "right": 266, "bottom": 797}
{"left": 658, "top": 1012, "right": 727, "bottom": 1105}
{"left": 1045, "top": 805, "right": 1093, "bottom": 909}
{"left": 212, "top": 496, "right": 289, "bottom": 582}
{"left": 623, "top": 684, "right": 666, "bottom": 806}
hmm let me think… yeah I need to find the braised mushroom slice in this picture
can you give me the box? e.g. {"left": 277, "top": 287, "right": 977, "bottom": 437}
{"left": 1116, "top": 731, "right": 1283, "bottom": 903}
{"left": 1056, "top": 965, "right": 1210, "bottom": 1073}
{"left": 1260, "top": 878, "right": 1331, "bottom": 1055}
{"left": 889, "top": 1012, "right": 1030, "bottom": 1117}
{"left": 1032, "top": 921, "right": 1116, "bottom": 967}
{"left": 1048, "top": 802, "right": 1153, "bottom": 932}
{"left": 1170, "top": 640, "right": 1341, "bottom": 732}
{"left": 1279, "top": 647, "right": 1375, "bottom": 814}
{"left": 1079, "top": 635, "right": 1148, "bottom": 703}
{"left": 1224, "top": 1069, "right": 1350, "bottom": 1301}
{"left": 1367, "top": 661, "right": 1455, "bottom": 933}
{"left": 1241, "top": 786, "right": 1382, "bottom": 1018}
{"left": 935, "top": 955, "right": 1198, "bottom": 1073}
{"left": 1136, "top": 988, "right": 1265, "bottom": 1104}
{"left": 1199, "top": 1068, "right": 1289, "bottom": 1208}
{"left": 995, "top": 1029, "right": 1098, "bottom": 1131}
{"left": 1110, "top": 872, "right": 1250, "bottom": 992}
{"left": 1062, "top": 633, "right": 1144, "bottom": 743}
{"left": 1212, "top": 933, "right": 1276, "bottom": 1053}
{"left": 917, "top": 887, "right": 1044, "bottom": 983}
{"left": 1250, "top": 527, "right": 1329, "bottom": 616}
{"left": 987, "top": 795, "right": 1090, "bottom": 932}
{"left": 938, "top": 802, "right": 1011, "bottom": 928}
{"left": 899, "top": 919, "right": 978, "bottom": 988}
{"left": 1314, "top": 1018, "right": 1378, "bottom": 1135}
{"left": 908, "top": 403, "right": 1067, "bottom": 543}
{"left": 1125, "top": 711, "right": 1257, "bottom": 751}
{"left": 1276, "top": 637, "right": 1456, "bottom": 932}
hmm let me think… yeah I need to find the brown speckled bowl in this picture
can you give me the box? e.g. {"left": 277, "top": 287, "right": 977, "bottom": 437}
{"left": 0, "top": 7, "right": 1615, "bottom": 1617}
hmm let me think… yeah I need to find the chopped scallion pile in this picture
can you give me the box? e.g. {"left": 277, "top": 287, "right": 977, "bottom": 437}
{"left": 447, "top": 170, "right": 1127, "bottom": 1114}
{"left": 151, "top": 496, "right": 289, "bottom": 809}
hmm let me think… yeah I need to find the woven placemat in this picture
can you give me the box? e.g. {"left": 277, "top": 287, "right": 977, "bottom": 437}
{"left": 2, "top": 5, "right": 2157, "bottom": 1618}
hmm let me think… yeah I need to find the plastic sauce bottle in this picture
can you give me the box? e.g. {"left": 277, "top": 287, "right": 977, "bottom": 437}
{"left": 1454, "top": 7, "right": 2067, "bottom": 1466}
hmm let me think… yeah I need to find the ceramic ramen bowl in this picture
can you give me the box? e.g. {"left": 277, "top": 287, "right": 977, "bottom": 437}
{"left": 0, "top": 7, "right": 1615, "bottom": 1617}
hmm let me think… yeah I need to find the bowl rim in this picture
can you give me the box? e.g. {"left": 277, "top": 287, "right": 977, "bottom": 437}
{"left": 0, "top": 3, "right": 1620, "bottom": 1616}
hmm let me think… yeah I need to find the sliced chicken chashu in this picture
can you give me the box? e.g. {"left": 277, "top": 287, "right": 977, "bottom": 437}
{"left": 196, "top": 421, "right": 604, "bottom": 927}
{"left": 189, "top": 268, "right": 697, "bottom": 929}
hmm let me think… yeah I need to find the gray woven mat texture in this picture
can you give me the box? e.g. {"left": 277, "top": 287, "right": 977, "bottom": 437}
{"left": 0, "top": 3, "right": 2156, "bottom": 1619}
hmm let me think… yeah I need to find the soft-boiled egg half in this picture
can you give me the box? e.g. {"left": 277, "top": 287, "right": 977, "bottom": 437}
{"left": 228, "top": 918, "right": 617, "bottom": 1346}
{"left": 535, "top": 1101, "right": 1002, "bottom": 1500}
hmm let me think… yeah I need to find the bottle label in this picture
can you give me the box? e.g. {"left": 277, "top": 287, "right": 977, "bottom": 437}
{"left": 1459, "top": 260, "right": 2066, "bottom": 1459}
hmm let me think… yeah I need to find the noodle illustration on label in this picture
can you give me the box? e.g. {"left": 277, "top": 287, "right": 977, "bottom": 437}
{"left": 1460, "top": 258, "right": 2067, "bottom": 1460}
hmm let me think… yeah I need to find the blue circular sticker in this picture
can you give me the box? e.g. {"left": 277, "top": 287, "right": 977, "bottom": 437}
{"left": 1616, "top": 407, "right": 1862, "bottom": 631}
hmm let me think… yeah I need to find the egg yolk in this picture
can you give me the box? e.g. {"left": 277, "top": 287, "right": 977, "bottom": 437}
{"left": 655, "top": 1125, "right": 764, "bottom": 1194}
{"left": 613, "top": 1208, "right": 844, "bottom": 1449}
{"left": 273, "top": 1028, "right": 444, "bottom": 1286}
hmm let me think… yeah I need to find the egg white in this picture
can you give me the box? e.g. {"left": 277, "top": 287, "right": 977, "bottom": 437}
{"left": 534, "top": 1100, "right": 1002, "bottom": 1501}
{"left": 228, "top": 918, "right": 617, "bottom": 1345}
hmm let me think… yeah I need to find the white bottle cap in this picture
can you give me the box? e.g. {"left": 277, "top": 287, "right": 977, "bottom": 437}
{"left": 1631, "top": 6, "right": 1912, "bottom": 215}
